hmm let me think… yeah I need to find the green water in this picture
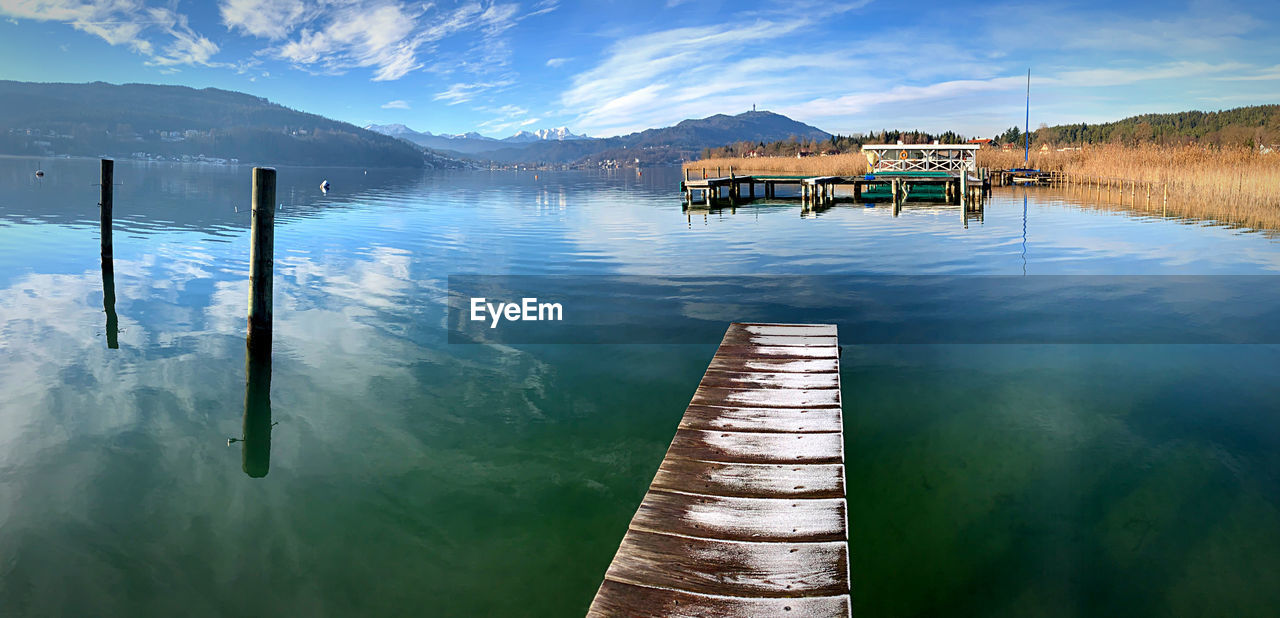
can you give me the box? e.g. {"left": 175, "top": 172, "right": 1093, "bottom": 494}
{"left": 0, "top": 158, "right": 1278, "bottom": 616}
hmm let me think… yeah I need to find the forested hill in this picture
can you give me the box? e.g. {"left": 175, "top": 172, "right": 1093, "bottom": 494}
{"left": 0, "top": 80, "right": 442, "bottom": 167}
{"left": 1031, "top": 105, "right": 1280, "bottom": 147}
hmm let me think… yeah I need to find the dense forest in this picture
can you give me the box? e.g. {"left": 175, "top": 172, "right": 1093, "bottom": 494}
{"left": 0, "top": 80, "right": 446, "bottom": 167}
{"left": 1026, "top": 105, "right": 1280, "bottom": 147}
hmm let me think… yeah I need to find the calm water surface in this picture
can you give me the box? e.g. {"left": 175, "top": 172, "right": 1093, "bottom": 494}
{"left": 1, "top": 158, "right": 1278, "bottom": 616}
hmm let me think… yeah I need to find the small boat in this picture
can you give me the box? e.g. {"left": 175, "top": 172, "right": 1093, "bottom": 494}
{"left": 320, "top": 179, "right": 330, "bottom": 193}
{"left": 1011, "top": 176, "right": 1039, "bottom": 184}
{"left": 34, "top": 169, "right": 44, "bottom": 178}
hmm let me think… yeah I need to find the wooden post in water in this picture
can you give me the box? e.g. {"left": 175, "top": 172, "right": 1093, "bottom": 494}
{"left": 248, "top": 167, "right": 276, "bottom": 343}
{"left": 100, "top": 159, "right": 113, "bottom": 259}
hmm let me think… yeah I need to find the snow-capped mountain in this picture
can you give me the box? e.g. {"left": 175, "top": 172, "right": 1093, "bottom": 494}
{"left": 365, "top": 123, "right": 592, "bottom": 154}
{"left": 442, "top": 131, "right": 497, "bottom": 141}
{"left": 502, "top": 127, "right": 588, "bottom": 143}
{"left": 364, "top": 123, "right": 421, "bottom": 137}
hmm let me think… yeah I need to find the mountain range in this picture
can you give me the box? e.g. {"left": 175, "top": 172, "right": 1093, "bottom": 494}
{"left": 0, "top": 80, "right": 463, "bottom": 168}
{"left": 363, "top": 123, "right": 589, "bottom": 154}
{"left": 367, "top": 111, "right": 831, "bottom": 164}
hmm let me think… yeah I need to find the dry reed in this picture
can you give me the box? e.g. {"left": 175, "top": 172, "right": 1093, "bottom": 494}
{"left": 684, "top": 153, "right": 869, "bottom": 177}
{"left": 686, "top": 145, "right": 1280, "bottom": 231}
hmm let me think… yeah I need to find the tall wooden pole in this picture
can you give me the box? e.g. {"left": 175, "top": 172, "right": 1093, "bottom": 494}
{"left": 100, "top": 159, "right": 113, "bottom": 259}
{"left": 248, "top": 167, "right": 275, "bottom": 343}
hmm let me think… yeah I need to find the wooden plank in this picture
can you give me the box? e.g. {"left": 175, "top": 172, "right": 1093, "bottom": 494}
{"left": 651, "top": 459, "right": 845, "bottom": 498}
{"left": 707, "top": 357, "right": 839, "bottom": 374}
{"left": 738, "top": 324, "right": 837, "bottom": 337}
{"left": 719, "top": 333, "right": 839, "bottom": 348}
{"left": 589, "top": 323, "right": 847, "bottom": 616}
{"left": 697, "top": 371, "right": 839, "bottom": 390}
{"left": 691, "top": 386, "right": 840, "bottom": 409}
{"left": 630, "top": 490, "right": 847, "bottom": 542}
{"left": 603, "top": 530, "right": 849, "bottom": 597}
{"left": 712, "top": 345, "right": 839, "bottom": 359}
{"left": 667, "top": 428, "right": 843, "bottom": 464}
{"left": 679, "top": 405, "right": 842, "bottom": 433}
{"left": 588, "top": 580, "right": 850, "bottom": 618}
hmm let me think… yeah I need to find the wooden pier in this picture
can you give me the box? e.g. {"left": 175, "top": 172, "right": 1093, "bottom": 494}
{"left": 588, "top": 322, "right": 849, "bottom": 617}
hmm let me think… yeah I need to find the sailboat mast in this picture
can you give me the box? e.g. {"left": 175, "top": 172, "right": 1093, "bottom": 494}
{"left": 1024, "top": 68, "right": 1030, "bottom": 164}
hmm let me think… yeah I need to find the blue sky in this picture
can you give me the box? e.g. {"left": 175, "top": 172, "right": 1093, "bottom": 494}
{"left": 2, "top": 0, "right": 1278, "bottom": 138}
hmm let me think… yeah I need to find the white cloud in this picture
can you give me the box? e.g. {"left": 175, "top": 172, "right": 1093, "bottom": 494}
{"left": 0, "top": 0, "right": 223, "bottom": 67}
{"left": 220, "top": 0, "right": 310, "bottom": 39}
{"left": 434, "top": 80, "right": 512, "bottom": 105}
{"left": 228, "top": 0, "right": 535, "bottom": 82}
{"left": 560, "top": 14, "right": 890, "bottom": 136}
{"left": 475, "top": 103, "right": 537, "bottom": 133}
{"left": 380, "top": 99, "right": 410, "bottom": 109}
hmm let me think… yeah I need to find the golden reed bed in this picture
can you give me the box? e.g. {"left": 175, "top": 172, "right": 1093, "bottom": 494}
{"left": 685, "top": 145, "right": 1280, "bottom": 231}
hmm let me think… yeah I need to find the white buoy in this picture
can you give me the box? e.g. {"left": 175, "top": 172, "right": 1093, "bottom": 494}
{"left": 320, "top": 179, "right": 330, "bottom": 193}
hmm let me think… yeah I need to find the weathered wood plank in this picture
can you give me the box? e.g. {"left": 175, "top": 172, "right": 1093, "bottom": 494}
{"left": 631, "top": 490, "right": 848, "bottom": 542}
{"left": 719, "top": 332, "right": 840, "bottom": 348}
{"left": 737, "top": 324, "right": 837, "bottom": 337}
{"left": 651, "top": 459, "right": 845, "bottom": 499}
{"left": 707, "top": 357, "right": 839, "bottom": 374}
{"left": 679, "top": 405, "right": 842, "bottom": 433}
{"left": 713, "top": 344, "right": 839, "bottom": 359}
{"left": 667, "top": 428, "right": 843, "bottom": 464}
{"left": 603, "top": 530, "right": 849, "bottom": 597}
{"left": 698, "top": 371, "right": 839, "bottom": 390}
{"left": 587, "top": 580, "right": 851, "bottom": 618}
{"left": 691, "top": 386, "right": 840, "bottom": 409}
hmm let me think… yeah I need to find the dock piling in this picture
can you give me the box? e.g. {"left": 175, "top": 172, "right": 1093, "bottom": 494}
{"left": 248, "top": 167, "right": 276, "bottom": 341}
{"left": 100, "top": 159, "right": 113, "bottom": 259}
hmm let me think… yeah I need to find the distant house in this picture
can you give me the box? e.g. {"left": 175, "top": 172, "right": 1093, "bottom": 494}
{"left": 967, "top": 138, "right": 994, "bottom": 147}
{"left": 1001, "top": 142, "right": 1017, "bottom": 151}
{"left": 796, "top": 150, "right": 813, "bottom": 158}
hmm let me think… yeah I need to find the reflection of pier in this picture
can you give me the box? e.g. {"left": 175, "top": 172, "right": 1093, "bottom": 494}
{"left": 588, "top": 322, "right": 849, "bottom": 616}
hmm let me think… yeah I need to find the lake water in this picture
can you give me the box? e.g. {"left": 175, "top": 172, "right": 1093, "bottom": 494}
{"left": 1, "top": 157, "right": 1279, "bottom": 616}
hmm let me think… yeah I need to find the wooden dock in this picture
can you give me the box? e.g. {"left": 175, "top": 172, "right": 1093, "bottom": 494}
{"left": 587, "top": 322, "right": 849, "bottom": 617}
